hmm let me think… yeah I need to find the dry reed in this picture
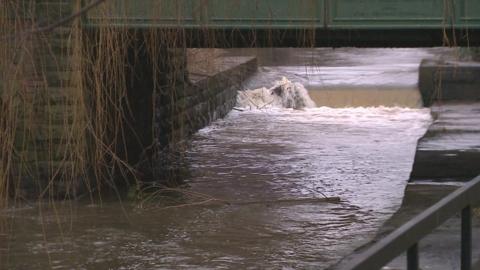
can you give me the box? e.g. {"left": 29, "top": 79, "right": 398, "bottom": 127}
{"left": 0, "top": 0, "right": 216, "bottom": 208}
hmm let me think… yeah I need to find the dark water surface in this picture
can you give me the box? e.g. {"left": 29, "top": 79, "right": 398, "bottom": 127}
{"left": 1, "top": 48, "right": 442, "bottom": 269}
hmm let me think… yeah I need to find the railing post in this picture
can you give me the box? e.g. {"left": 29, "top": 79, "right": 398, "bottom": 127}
{"left": 407, "top": 243, "right": 419, "bottom": 270}
{"left": 461, "top": 206, "right": 472, "bottom": 270}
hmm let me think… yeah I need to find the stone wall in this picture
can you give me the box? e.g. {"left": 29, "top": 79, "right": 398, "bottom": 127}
{"left": 157, "top": 52, "right": 258, "bottom": 143}
{"left": 149, "top": 50, "right": 258, "bottom": 184}
{"left": 93, "top": 33, "right": 260, "bottom": 185}
{"left": 11, "top": 1, "right": 83, "bottom": 197}
{"left": 9, "top": 4, "right": 257, "bottom": 196}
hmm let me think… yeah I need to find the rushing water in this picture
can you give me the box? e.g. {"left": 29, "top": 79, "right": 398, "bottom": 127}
{"left": 237, "top": 77, "right": 316, "bottom": 109}
{"left": 232, "top": 47, "right": 455, "bottom": 108}
{"left": 1, "top": 48, "right": 442, "bottom": 269}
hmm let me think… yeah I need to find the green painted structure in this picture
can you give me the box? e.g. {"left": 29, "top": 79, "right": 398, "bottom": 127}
{"left": 85, "top": 0, "right": 480, "bottom": 47}
{"left": 87, "top": 0, "right": 480, "bottom": 29}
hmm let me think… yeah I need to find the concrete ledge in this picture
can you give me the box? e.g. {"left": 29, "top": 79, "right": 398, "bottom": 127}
{"left": 419, "top": 59, "right": 480, "bottom": 106}
{"left": 410, "top": 103, "right": 480, "bottom": 182}
{"left": 414, "top": 59, "right": 480, "bottom": 182}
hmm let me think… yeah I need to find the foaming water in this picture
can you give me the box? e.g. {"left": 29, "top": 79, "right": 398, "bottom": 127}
{"left": 1, "top": 106, "right": 432, "bottom": 270}
{"left": 247, "top": 64, "right": 425, "bottom": 108}
{"left": 237, "top": 77, "right": 316, "bottom": 109}
{"left": 184, "top": 106, "right": 431, "bottom": 268}
{"left": 193, "top": 107, "right": 431, "bottom": 210}
{"left": 1, "top": 48, "right": 439, "bottom": 269}
{"left": 234, "top": 47, "right": 458, "bottom": 108}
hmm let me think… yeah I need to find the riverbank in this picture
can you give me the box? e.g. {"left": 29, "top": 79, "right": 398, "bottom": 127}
{"left": 332, "top": 102, "right": 480, "bottom": 270}
{"left": 332, "top": 59, "right": 480, "bottom": 269}
{"left": 155, "top": 49, "right": 257, "bottom": 146}
{"left": 1, "top": 48, "right": 436, "bottom": 269}
{"left": 378, "top": 183, "right": 480, "bottom": 270}
{"left": 382, "top": 101, "right": 480, "bottom": 270}
{"left": 410, "top": 103, "right": 480, "bottom": 182}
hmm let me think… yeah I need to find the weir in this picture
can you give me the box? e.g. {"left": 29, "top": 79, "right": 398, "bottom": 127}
{"left": 307, "top": 87, "right": 423, "bottom": 108}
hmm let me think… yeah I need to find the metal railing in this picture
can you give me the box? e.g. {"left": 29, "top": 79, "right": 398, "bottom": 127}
{"left": 343, "top": 175, "right": 480, "bottom": 270}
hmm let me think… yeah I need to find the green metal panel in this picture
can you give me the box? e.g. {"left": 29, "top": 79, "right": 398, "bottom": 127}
{"left": 205, "top": 0, "right": 324, "bottom": 28}
{"left": 456, "top": 0, "right": 480, "bottom": 27}
{"left": 327, "top": 0, "right": 447, "bottom": 29}
{"left": 86, "top": 0, "right": 480, "bottom": 29}
{"left": 87, "top": 0, "right": 204, "bottom": 27}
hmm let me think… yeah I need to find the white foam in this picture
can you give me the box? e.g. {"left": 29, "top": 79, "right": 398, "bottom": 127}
{"left": 236, "top": 77, "right": 316, "bottom": 110}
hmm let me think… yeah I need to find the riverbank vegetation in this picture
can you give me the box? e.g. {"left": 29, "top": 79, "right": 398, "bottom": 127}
{"left": 0, "top": 1, "right": 193, "bottom": 208}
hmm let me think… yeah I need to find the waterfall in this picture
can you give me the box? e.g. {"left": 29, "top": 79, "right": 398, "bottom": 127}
{"left": 236, "top": 77, "right": 316, "bottom": 110}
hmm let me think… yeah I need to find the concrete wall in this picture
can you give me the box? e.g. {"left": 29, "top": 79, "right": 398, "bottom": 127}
{"left": 410, "top": 60, "right": 480, "bottom": 182}
{"left": 419, "top": 59, "right": 480, "bottom": 106}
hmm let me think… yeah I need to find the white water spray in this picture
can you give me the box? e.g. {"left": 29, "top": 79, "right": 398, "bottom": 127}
{"left": 236, "top": 77, "right": 316, "bottom": 110}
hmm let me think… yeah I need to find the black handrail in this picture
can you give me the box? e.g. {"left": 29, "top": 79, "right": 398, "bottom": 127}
{"left": 342, "top": 175, "right": 480, "bottom": 270}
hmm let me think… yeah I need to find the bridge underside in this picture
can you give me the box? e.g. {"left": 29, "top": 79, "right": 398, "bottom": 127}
{"left": 86, "top": 26, "right": 480, "bottom": 48}
{"left": 181, "top": 28, "right": 479, "bottom": 48}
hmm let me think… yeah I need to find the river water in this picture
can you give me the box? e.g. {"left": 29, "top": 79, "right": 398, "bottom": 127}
{"left": 1, "top": 48, "right": 446, "bottom": 269}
